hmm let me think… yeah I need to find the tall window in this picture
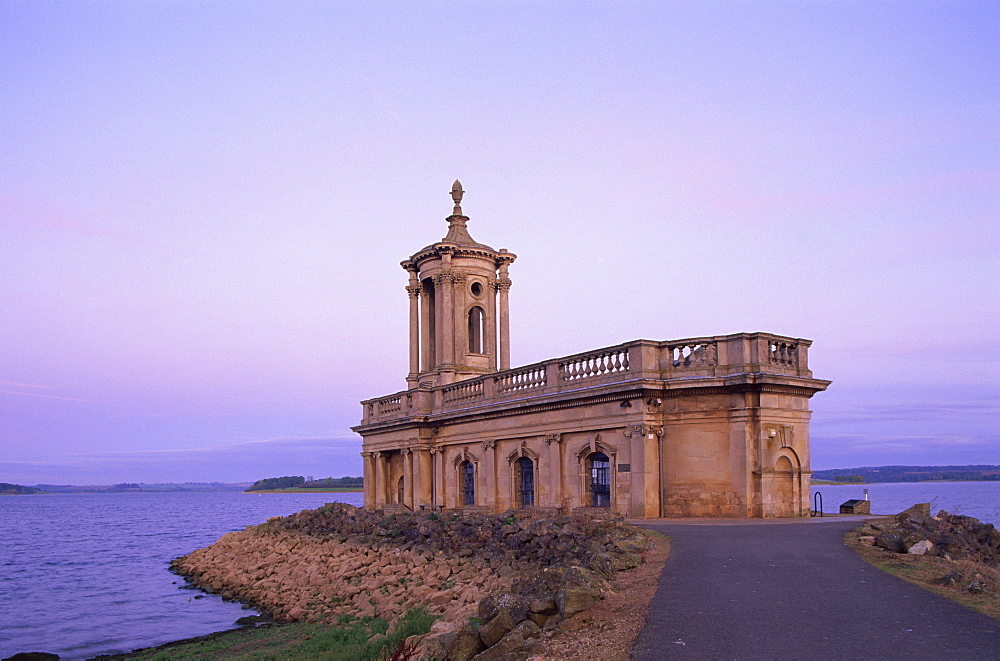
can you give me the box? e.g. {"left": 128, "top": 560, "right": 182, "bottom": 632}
{"left": 468, "top": 306, "right": 484, "bottom": 354}
{"left": 517, "top": 456, "right": 535, "bottom": 508}
{"left": 590, "top": 452, "right": 610, "bottom": 507}
{"left": 461, "top": 460, "right": 475, "bottom": 506}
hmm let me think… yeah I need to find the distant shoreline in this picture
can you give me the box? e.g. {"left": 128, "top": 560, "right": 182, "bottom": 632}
{"left": 244, "top": 488, "right": 363, "bottom": 493}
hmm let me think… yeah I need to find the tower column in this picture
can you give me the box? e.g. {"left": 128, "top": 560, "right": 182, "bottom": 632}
{"left": 406, "top": 269, "right": 420, "bottom": 388}
{"left": 434, "top": 274, "right": 447, "bottom": 375}
{"left": 420, "top": 286, "right": 433, "bottom": 373}
{"left": 441, "top": 272, "right": 456, "bottom": 372}
{"left": 485, "top": 279, "right": 498, "bottom": 370}
{"left": 497, "top": 258, "right": 512, "bottom": 370}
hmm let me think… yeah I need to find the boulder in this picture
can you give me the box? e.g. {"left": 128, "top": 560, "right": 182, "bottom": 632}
{"left": 443, "top": 629, "right": 486, "bottom": 661}
{"left": 875, "top": 532, "right": 906, "bottom": 553}
{"left": 907, "top": 540, "right": 934, "bottom": 556}
{"left": 965, "top": 581, "right": 993, "bottom": 594}
{"left": 589, "top": 552, "right": 616, "bottom": 579}
{"left": 556, "top": 567, "right": 607, "bottom": 618}
{"left": 934, "top": 571, "right": 964, "bottom": 587}
{"left": 479, "top": 610, "right": 517, "bottom": 648}
{"left": 473, "top": 629, "right": 525, "bottom": 661}
{"left": 513, "top": 619, "right": 541, "bottom": 639}
{"left": 611, "top": 552, "right": 642, "bottom": 571}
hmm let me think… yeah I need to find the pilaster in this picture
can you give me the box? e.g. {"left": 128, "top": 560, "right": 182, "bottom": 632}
{"left": 624, "top": 424, "right": 663, "bottom": 518}
{"left": 373, "top": 451, "right": 386, "bottom": 508}
{"left": 545, "top": 434, "right": 563, "bottom": 511}
{"left": 417, "top": 448, "right": 433, "bottom": 508}
{"left": 361, "top": 452, "right": 374, "bottom": 508}
{"left": 481, "top": 439, "right": 497, "bottom": 510}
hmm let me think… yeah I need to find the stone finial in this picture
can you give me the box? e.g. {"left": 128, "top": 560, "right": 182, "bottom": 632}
{"left": 450, "top": 180, "right": 464, "bottom": 216}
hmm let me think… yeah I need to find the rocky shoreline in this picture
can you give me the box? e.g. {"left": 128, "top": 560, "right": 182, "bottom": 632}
{"left": 169, "top": 503, "right": 653, "bottom": 659}
{"left": 856, "top": 504, "right": 1000, "bottom": 565}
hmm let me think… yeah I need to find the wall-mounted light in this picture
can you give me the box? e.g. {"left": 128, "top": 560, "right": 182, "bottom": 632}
{"left": 647, "top": 397, "right": 662, "bottom": 407}
{"left": 768, "top": 429, "right": 778, "bottom": 438}
{"left": 620, "top": 400, "right": 632, "bottom": 408}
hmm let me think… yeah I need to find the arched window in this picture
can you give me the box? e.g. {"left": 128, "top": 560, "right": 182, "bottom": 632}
{"left": 468, "top": 306, "right": 484, "bottom": 354}
{"left": 589, "top": 452, "right": 611, "bottom": 507}
{"left": 461, "top": 460, "right": 475, "bottom": 506}
{"left": 516, "top": 456, "right": 535, "bottom": 508}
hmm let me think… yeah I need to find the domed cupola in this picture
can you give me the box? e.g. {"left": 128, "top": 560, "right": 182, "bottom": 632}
{"left": 401, "top": 181, "right": 516, "bottom": 388}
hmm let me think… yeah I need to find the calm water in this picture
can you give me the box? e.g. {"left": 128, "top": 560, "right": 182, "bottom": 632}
{"left": 0, "top": 491, "right": 363, "bottom": 660}
{"left": 810, "top": 481, "right": 1000, "bottom": 524}
{"left": 1, "top": 484, "right": 997, "bottom": 659}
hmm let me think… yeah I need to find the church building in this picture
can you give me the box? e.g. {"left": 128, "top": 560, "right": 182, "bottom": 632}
{"left": 353, "top": 182, "right": 830, "bottom": 518}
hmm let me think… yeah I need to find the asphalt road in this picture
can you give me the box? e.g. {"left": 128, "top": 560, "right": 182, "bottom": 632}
{"left": 631, "top": 519, "right": 999, "bottom": 660}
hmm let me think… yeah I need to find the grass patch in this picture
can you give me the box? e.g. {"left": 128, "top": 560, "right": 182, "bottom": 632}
{"left": 845, "top": 528, "right": 1000, "bottom": 620}
{"left": 107, "top": 607, "right": 436, "bottom": 660}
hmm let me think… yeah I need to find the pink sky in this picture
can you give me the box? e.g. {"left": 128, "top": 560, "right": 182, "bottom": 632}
{"left": 2, "top": 2, "right": 997, "bottom": 484}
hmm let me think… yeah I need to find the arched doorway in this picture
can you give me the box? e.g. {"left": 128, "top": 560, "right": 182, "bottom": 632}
{"left": 589, "top": 452, "right": 611, "bottom": 507}
{"left": 774, "top": 455, "right": 795, "bottom": 516}
{"left": 516, "top": 456, "right": 535, "bottom": 508}
{"left": 461, "top": 460, "right": 475, "bottom": 506}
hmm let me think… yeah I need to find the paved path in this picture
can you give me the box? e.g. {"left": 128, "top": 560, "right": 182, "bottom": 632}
{"left": 631, "top": 518, "right": 1000, "bottom": 660}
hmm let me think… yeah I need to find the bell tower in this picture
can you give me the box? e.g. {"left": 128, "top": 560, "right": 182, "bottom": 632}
{"left": 401, "top": 181, "right": 516, "bottom": 388}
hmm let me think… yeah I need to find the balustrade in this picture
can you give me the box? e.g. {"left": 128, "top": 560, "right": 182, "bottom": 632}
{"left": 494, "top": 365, "right": 546, "bottom": 393}
{"left": 559, "top": 348, "right": 629, "bottom": 381}
{"left": 442, "top": 379, "right": 484, "bottom": 403}
{"left": 769, "top": 341, "right": 797, "bottom": 367}
{"left": 376, "top": 395, "right": 402, "bottom": 416}
{"left": 668, "top": 341, "right": 717, "bottom": 369}
{"left": 362, "top": 333, "right": 810, "bottom": 424}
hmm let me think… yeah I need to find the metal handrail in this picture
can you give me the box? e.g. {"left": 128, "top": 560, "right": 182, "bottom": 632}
{"left": 811, "top": 491, "right": 824, "bottom": 517}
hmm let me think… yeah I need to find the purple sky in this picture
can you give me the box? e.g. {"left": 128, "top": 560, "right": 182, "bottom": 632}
{"left": 2, "top": 2, "right": 997, "bottom": 485}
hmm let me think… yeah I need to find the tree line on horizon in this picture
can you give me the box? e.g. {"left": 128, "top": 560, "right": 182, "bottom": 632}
{"left": 813, "top": 465, "right": 1000, "bottom": 483}
{"left": 1, "top": 482, "right": 43, "bottom": 495}
{"left": 246, "top": 476, "right": 364, "bottom": 492}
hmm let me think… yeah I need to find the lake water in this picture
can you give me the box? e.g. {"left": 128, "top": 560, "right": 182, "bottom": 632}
{"left": 0, "top": 491, "right": 363, "bottom": 660}
{"left": 1, "top": 484, "right": 996, "bottom": 659}
{"left": 810, "top": 481, "right": 1000, "bottom": 523}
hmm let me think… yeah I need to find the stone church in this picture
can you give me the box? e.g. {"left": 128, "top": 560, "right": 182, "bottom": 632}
{"left": 353, "top": 182, "right": 830, "bottom": 518}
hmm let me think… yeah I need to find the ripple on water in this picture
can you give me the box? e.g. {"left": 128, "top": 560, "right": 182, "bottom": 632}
{"left": 0, "top": 490, "right": 362, "bottom": 660}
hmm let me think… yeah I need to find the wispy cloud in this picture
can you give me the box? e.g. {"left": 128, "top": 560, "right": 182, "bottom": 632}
{"left": 0, "top": 195, "right": 154, "bottom": 246}
{"left": 0, "top": 388, "right": 96, "bottom": 404}
{"left": 0, "top": 381, "right": 58, "bottom": 390}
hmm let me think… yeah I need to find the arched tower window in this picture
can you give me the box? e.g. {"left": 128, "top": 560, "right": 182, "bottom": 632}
{"left": 461, "top": 460, "right": 475, "bottom": 506}
{"left": 589, "top": 452, "right": 611, "bottom": 507}
{"left": 421, "top": 277, "right": 436, "bottom": 367}
{"left": 468, "top": 306, "right": 484, "bottom": 354}
{"left": 516, "top": 456, "right": 535, "bottom": 508}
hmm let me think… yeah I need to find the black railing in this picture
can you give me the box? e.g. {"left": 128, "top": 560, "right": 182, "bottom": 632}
{"left": 811, "top": 491, "right": 824, "bottom": 517}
